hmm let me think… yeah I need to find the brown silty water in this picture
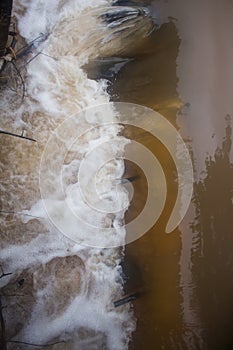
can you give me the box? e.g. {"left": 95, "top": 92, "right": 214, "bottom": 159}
{"left": 110, "top": 20, "right": 187, "bottom": 349}
{"left": 88, "top": 0, "right": 233, "bottom": 349}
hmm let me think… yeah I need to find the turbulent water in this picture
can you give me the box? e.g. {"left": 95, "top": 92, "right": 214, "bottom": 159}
{"left": 1, "top": 0, "right": 233, "bottom": 349}
{"left": 0, "top": 1, "right": 154, "bottom": 349}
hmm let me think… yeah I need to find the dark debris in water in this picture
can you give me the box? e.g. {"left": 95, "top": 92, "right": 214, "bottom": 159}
{"left": 100, "top": 7, "right": 148, "bottom": 29}
{"left": 113, "top": 0, "right": 149, "bottom": 6}
{"left": 113, "top": 293, "right": 138, "bottom": 307}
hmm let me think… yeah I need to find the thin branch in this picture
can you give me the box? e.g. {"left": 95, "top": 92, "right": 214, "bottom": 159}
{"left": 8, "top": 340, "right": 66, "bottom": 347}
{"left": 15, "top": 43, "right": 34, "bottom": 58}
{"left": 25, "top": 52, "right": 41, "bottom": 65}
{"left": 0, "top": 130, "right": 36, "bottom": 142}
{"left": 39, "top": 52, "right": 57, "bottom": 60}
{"left": 0, "top": 266, "right": 12, "bottom": 279}
{"left": 1, "top": 294, "right": 25, "bottom": 298}
{"left": 0, "top": 210, "right": 42, "bottom": 219}
{"left": 26, "top": 51, "right": 57, "bottom": 66}
{"left": 10, "top": 60, "right": 25, "bottom": 100}
{"left": 16, "top": 34, "right": 47, "bottom": 58}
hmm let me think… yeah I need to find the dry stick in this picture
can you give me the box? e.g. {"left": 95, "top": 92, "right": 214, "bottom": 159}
{"left": 0, "top": 266, "right": 12, "bottom": 279}
{"left": 1, "top": 294, "right": 25, "bottom": 298}
{"left": 0, "top": 130, "right": 36, "bottom": 142}
{"left": 25, "top": 51, "right": 41, "bottom": 65}
{"left": 26, "top": 51, "right": 57, "bottom": 66}
{"left": 9, "top": 60, "right": 26, "bottom": 100}
{"left": 16, "top": 33, "right": 52, "bottom": 66}
{"left": 0, "top": 210, "right": 42, "bottom": 219}
{"left": 16, "top": 33, "right": 47, "bottom": 58}
{"left": 8, "top": 340, "right": 66, "bottom": 347}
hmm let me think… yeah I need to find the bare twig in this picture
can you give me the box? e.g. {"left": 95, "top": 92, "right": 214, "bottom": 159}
{"left": 16, "top": 33, "right": 47, "bottom": 58}
{"left": 8, "top": 340, "right": 66, "bottom": 347}
{"left": 0, "top": 266, "right": 12, "bottom": 280}
{"left": 0, "top": 210, "right": 42, "bottom": 219}
{"left": 1, "top": 294, "right": 25, "bottom": 298}
{"left": 26, "top": 51, "right": 57, "bottom": 66}
{"left": 9, "top": 60, "right": 26, "bottom": 100}
{"left": 0, "top": 130, "right": 36, "bottom": 142}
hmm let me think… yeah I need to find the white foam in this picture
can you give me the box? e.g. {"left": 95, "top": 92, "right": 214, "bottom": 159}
{"left": 0, "top": 0, "right": 135, "bottom": 348}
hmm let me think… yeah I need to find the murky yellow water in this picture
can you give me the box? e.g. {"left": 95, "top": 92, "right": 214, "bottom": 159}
{"left": 108, "top": 10, "right": 233, "bottom": 350}
{"left": 109, "top": 21, "right": 185, "bottom": 349}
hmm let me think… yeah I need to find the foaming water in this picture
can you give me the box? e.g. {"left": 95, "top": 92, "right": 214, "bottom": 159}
{"left": 0, "top": 0, "right": 155, "bottom": 348}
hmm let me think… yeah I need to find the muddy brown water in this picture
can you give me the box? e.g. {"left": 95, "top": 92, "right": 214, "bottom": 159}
{"left": 87, "top": 5, "right": 233, "bottom": 349}
{"left": 112, "top": 21, "right": 188, "bottom": 350}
